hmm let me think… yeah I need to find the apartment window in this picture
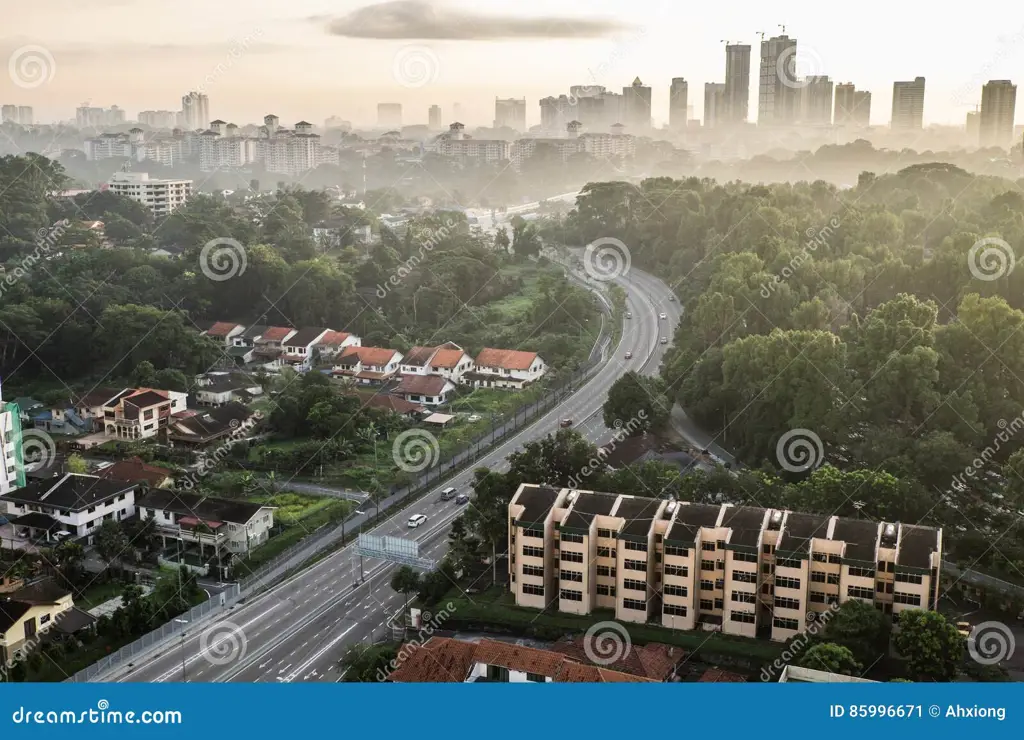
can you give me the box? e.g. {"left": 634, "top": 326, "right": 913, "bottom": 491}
{"left": 773, "top": 617, "right": 800, "bottom": 631}
{"left": 561, "top": 551, "right": 584, "bottom": 563}
{"left": 730, "top": 611, "right": 756, "bottom": 624}
{"left": 701, "top": 542, "right": 716, "bottom": 552}
{"left": 777, "top": 558, "right": 802, "bottom": 569}
{"left": 624, "top": 579, "right": 646, "bottom": 592}
{"left": 895, "top": 572, "right": 924, "bottom": 585}
{"left": 40, "top": 614, "right": 51, "bottom": 625}
{"left": 701, "top": 559, "right": 716, "bottom": 571}
{"left": 597, "top": 547, "right": 612, "bottom": 558}
{"left": 894, "top": 592, "right": 922, "bottom": 606}
{"left": 664, "top": 604, "right": 688, "bottom": 617}
{"left": 526, "top": 672, "right": 546, "bottom": 683}
{"left": 560, "top": 569, "right": 583, "bottom": 583}
{"left": 560, "top": 589, "right": 582, "bottom": 602}
{"left": 522, "top": 527, "right": 543, "bottom": 539}
{"left": 775, "top": 576, "right": 801, "bottom": 590}
{"left": 716, "top": 540, "right": 726, "bottom": 549}
{"left": 847, "top": 585, "right": 874, "bottom": 600}
{"left": 700, "top": 580, "right": 714, "bottom": 591}
{"left": 733, "top": 570, "right": 757, "bottom": 584}
{"left": 875, "top": 580, "right": 886, "bottom": 593}
{"left": 522, "top": 584, "right": 544, "bottom": 596}
{"left": 827, "top": 573, "right": 840, "bottom": 585}
{"left": 624, "top": 559, "right": 646, "bottom": 571}
{"left": 624, "top": 540, "right": 647, "bottom": 552}
{"left": 761, "top": 563, "right": 774, "bottom": 575}
{"left": 561, "top": 532, "right": 584, "bottom": 544}
{"left": 523, "top": 546, "right": 544, "bottom": 558}
{"left": 699, "top": 599, "right": 714, "bottom": 610}
{"left": 877, "top": 560, "right": 895, "bottom": 572}
{"left": 733, "top": 552, "right": 757, "bottom": 564}
{"left": 714, "top": 598, "right": 724, "bottom": 609}
{"left": 775, "top": 596, "right": 800, "bottom": 610}
{"left": 665, "top": 564, "right": 688, "bottom": 577}
{"left": 761, "top": 583, "right": 774, "bottom": 595}
{"left": 762, "top": 544, "right": 775, "bottom": 555}
{"left": 487, "top": 665, "right": 510, "bottom": 682}
{"left": 812, "top": 552, "right": 827, "bottom": 563}
{"left": 828, "top": 554, "right": 841, "bottom": 564}
{"left": 665, "top": 545, "right": 689, "bottom": 557}
{"left": 87, "top": 507, "right": 96, "bottom": 514}
{"left": 597, "top": 566, "right": 612, "bottom": 578}
{"left": 848, "top": 566, "right": 873, "bottom": 579}
{"left": 522, "top": 564, "right": 544, "bottom": 578}
{"left": 623, "top": 598, "right": 646, "bottom": 611}
{"left": 597, "top": 584, "right": 611, "bottom": 596}
{"left": 731, "top": 591, "right": 756, "bottom": 604}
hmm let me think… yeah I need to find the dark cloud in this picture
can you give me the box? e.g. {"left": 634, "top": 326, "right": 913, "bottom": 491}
{"left": 321, "top": 1, "right": 631, "bottom": 40}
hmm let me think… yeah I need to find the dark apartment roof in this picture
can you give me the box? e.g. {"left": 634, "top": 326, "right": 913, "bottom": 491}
{"left": 169, "top": 402, "right": 252, "bottom": 443}
{"left": 138, "top": 489, "right": 270, "bottom": 526}
{"left": 124, "top": 390, "right": 170, "bottom": 408}
{"left": 286, "top": 327, "right": 328, "bottom": 347}
{"left": 0, "top": 474, "right": 135, "bottom": 513}
{"left": 7, "top": 580, "right": 70, "bottom": 605}
{"left": 514, "top": 485, "right": 560, "bottom": 525}
{"left": 832, "top": 518, "right": 878, "bottom": 562}
{"left": 667, "top": 503, "right": 723, "bottom": 543}
{"left": 780, "top": 512, "right": 831, "bottom": 555}
{"left": 615, "top": 496, "right": 661, "bottom": 538}
{"left": 562, "top": 490, "right": 617, "bottom": 531}
{"left": 897, "top": 524, "right": 939, "bottom": 569}
{"left": 74, "top": 387, "right": 124, "bottom": 408}
{"left": 723, "top": 506, "right": 767, "bottom": 548}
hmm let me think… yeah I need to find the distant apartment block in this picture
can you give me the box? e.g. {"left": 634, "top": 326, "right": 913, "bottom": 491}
{"left": 1, "top": 105, "right": 32, "bottom": 125}
{"left": 435, "top": 122, "right": 510, "bottom": 164}
{"left": 891, "top": 77, "right": 926, "bottom": 129}
{"left": 181, "top": 91, "right": 210, "bottom": 131}
{"left": 106, "top": 172, "right": 192, "bottom": 217}
{"left": 669, "top": 78, "right": 689, "bottom": 129}
{"left": 137, "top": 110, "right": 178, "bottom": 129}
{"left": 801, "top": 76, "right": 834, "bottom": 125}
{"left": 724, "top": 44, "right": 751, "bottom": 124}
{"left": 622, "top": 78, "right": 652, "bottom": 130}
{"left": 979, "top": 80, "right": 1017, "bottom": 149}
{"left": 704, "top": 83, "right": 727, "bottom": 128}
{"left": 508, "top": 485, "right": 942, "bottom": 643}
{"left": 758, "top": 35, "right": 799, "bottom": 125}
{"left": 834, "top": 83, "right": 871, "bottom": 127}
{"left": 494, "top": 97, "right": 527, "bottom": 131}
{"left": 76, "top": 105, "right": 125, "bottom": 130}
{"left": 428, "top": 105, "right": 442, "bottom": 129}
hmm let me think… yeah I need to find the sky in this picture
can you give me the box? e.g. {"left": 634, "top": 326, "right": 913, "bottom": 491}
{"left": 2, "top": 0, "right": 1023, "bottom": 129}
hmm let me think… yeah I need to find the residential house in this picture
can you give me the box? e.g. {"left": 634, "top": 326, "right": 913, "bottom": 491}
{"left": 137, "top": 488, "right": 275, "bottom": 566}
{"left": 71, "top": 388, "right": 124, "bottom": 431}
{"left": 393, "top": 374, "right": 456, "bottom": 407}
{"left": 167, "top": 402, "right": 255, "bottom": 446}
{"left": 97, "top": 457, "right": 172, "bottom": 488}
{"left": 331, "top": 347, "right": 404, "bottom": 385}
{"left": 202, "top": 321, "right": 246, "bottom": 346}
{"left": 314, "top": 330, "right": 361, "bottom": 361}
{"left": 30, "top": 406, "right": 90, "bottom": 436}
{"left": 193, "top": 372, "right": 263, "bottom": 407}
{"left": 387, "top": 637, "right": 658, "bottom": 683}
{"left": 251, "top": 326, "right": 296, "bottom": 370}
{"left": 466, "top": 348, "right": 546, "bottom": 389}
{"left": 0, "top": 580, "right": 95, "bottom": 666}
{"left": 227, "top": 324, "right": 267, "bottom": 365}
{"left": 399, "top": 342, "right": 473, "bottom": 383}
{"left": 101, "top": 388, "right": 187, "bottom": 440}
{"left": 0, "top": 473, "right": 138, "bottom": 541}
{"left": 281, "top": 327, "right": 331, "bottom": 371}
{"left": 10, "top": 397, "right": 43, "bottom": 423}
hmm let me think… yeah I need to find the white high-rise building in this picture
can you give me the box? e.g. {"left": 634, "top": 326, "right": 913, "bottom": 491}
{"left": 138, "top": 110, "right": 178, "bottom": 129}
{"left": 106, "top": 172, "right": 193, "bottom": 218}
{"left": 181, "top": 91, "right": 210, "bottom": 131}
{"left": 724, "top": 44, "right": 751, "bottom": 124}
{"left": 758, "top": 35, "right": 799, "bottom": 125}
{"left": 0, "top": 392, "right": 25, "bottom": 496}
{"left": 979, "top": 80, "right": 1017, "bottom": 149}
{"left": 891, "top": 77, "right": 926, "bottom": 129}
{"left": 1, "top": 105, "right": 17, "bottom": 124}
{"left": 85, "top": 133, "right": 133, "bottom": 160}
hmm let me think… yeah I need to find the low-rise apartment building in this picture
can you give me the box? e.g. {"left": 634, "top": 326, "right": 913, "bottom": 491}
{"left": 105, "top": 172, "right": 192, "bottom": 217}
{"left": 507, "top": 484, "right": 942, "bottom": 642}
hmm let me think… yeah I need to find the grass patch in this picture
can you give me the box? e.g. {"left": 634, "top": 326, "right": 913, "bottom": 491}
{"left": 249, "top": 492, "right": 335, "bottom": 525}
{"left": 73, "top": 580, "right": 128, "bottom": 610}
{"left": 231, "top": 499, "right": 352, "bottom": 576}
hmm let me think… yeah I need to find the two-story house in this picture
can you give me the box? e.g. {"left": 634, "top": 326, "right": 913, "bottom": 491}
{"left": 167, "top": 403, "right": 255, "bottom": 447}
{"left": 281, "top": 327, "right": 331, "bottom": 371}
{"left": 331, "top": 347, "right": 404, "bottom": 385}
{"left": 202, "top": 321, "right": 246, "bottom": 346}
{"left": 0, "top": 473, "right": 138, "bottom": 541}
{"left": 101, "top": 388, "right": 187, "bottom": 440}
{"left": 466, "top": 348, "right": 547, "bottom": 390}
{"left": 314, "top": 330, "right": 361, "bottom": 361}
{"left": 393, "top": 374, "right": 457, "bottom": 407}
{"left": 0, "top": 580, "right": 95, "bottom": 666}
{"left": 251, "top": 326, "right": 296, "bottom": 370}
{"left": 399, "top": 343, "right": 474, "bottom": 383}
{"left": 193, "top": 372, "right": 263, "bottom": 407}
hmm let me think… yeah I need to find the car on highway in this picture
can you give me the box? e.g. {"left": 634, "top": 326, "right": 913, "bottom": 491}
{"left": 660, "top": 337, "right": 668, "bottom": 344}
{"left": 455, "top": 494, "right": 470, "bottom": 505}
{"left": 659, "top": 312, "right": 667, "bottom": 320}
{"left": 407, "top": 514, "right": 427, "bottom": 528}
{"left": 625, "top": 311, "right": 632, "bottom": 319}
{"left": 624, "top": 351, "right": 633, "bottom": 359}
{"left": 440, "top": 487, "right": 457, "bottom": 501}
{"left": 668, "top": 295, "right": 676, "bottom": 302}
{"left": 559, "top": 419, "right": 573, "bottom": 428}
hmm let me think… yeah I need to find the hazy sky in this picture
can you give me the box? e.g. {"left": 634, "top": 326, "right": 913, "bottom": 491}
{"left": 2, "top": 0, "right": 1023, "bottom": 128}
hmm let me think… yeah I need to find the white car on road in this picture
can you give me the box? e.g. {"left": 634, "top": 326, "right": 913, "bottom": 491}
{"left": 407, "top": 514, "right": 427, "bottom": 528}
{"left": 659, "top": 313, "right": 667, "bottom": 320}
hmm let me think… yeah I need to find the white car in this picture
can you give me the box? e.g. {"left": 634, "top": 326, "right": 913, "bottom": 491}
{"left": 659, "top": 313, "right": 667, "bottom": 320}
{"left": 660, "top": 337, "right": 668, "bottom": 344}
{"left": 407, "top": 514, "right": 427, "bottom": 528}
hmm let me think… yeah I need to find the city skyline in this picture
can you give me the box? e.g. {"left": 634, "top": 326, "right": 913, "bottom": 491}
{"left": 2, "top": 0, "right": 1024, "bottom": 127}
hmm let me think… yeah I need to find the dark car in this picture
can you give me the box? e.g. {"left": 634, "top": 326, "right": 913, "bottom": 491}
{"left": 455, "top": 494, "right": 470, "bottom": 505}
{"left": 559, "top": 419, "right": 573, "bottom": 428}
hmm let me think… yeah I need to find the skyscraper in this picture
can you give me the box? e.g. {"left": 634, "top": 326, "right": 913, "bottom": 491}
{"left": 979, "top": 80, "right": 1017, "bottom": 149}
{"left": 181, "top": 91, "right": 210, "bottom": 131}
{"left": 834, "top": 83, "right": 871, "bottom": 127}
{"left": 801, "top": 76, "right": 834, "bottom": 125}
{"left": 724, "top": 44, "right": 751, "bottom": 123}
{"left": 0, "top": 105, "right": 17, "bottom": 124}
{"left": 494, "top": 98, "right": 527, "bottom": 130}
{"left": 377, "top": 103, "right": 402, "bottom": 129}
{"left": 758, "top": 35, "right": 799, "bottom": 125}
{"left": 669, "top": 78, "right": 689, "bottom": 129}
{"left": 428, "top": 105, "right": 442, "bottom": 129}
{"left": 704, "top": 83, "right": 727, "bottom": 129}
{"left": 965, "top": 110, "right": 980, "bottom": 146}
{"left": 540, "top": 95, "right": 575, "bottom": 132}
{"left": 623, "top": 77, "right": 652, "bottom": 129}
{"left": 16, "top": 106, "right": 32, "bottom": 125}
{"left": 891, "top": 77, "right": 926, "bottom": 129}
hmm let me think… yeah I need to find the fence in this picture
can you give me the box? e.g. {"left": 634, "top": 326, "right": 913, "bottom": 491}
{"left": 66, "top": 583, "right": 241, "bottom": 682}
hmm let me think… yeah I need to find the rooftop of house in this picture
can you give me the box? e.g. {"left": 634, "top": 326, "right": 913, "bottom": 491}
{"left": 258, "top": 326, "right": 294, "bottom": 342}
{"left": 614, "top": 495, "right": 663, "bottom": 538}
{"left": 780, "top": 512, "right": 831, "bottom": 556}
{"left": 316, "top": 330, "right": 353, "bottom": 346}
{"left": 0, "top": 474, "right": 136, "bottom": 514}
{"left": 138, "top": 489, "right": 271, "bottom": 526}
{"left": 429, "top": 343, "right": 466, "bottom": 368}
{"left": 402, "top": 346, "right": 436, "bottom": 367}
{"left": 169, "top": 402, "right": 252, "bottom": 442}
{"left": 394, "top": 374, "right": 451, "bottom": 397}
{"left": 337, "top": 346, "right": 399, "bottom": 367}
{"left": 73, "top": 387, "right": 124, "bottom": 408}
{"left": 240, "top": 324, "right": 268, "bottom": 340}
{"left": 475, "top": 348, "right": 538, "bottom": 371}
{"left": 668, "top": 503, "right": 724, "bottom": 542}
{"left": 285, "top": 327, "right": 329, "bottom": 347}
{"left": 206, "top": 321, "right": 243, "bottom": 338}
{"left": 897, "top": 523, "right": 940, "bottom": 569}
{"left": 98, "top": 457, "right": 171, "bottom": 488}
{"left": 548, "top": 636, "right": 682, "bottom": 680}
{"left": 562, "top": 490, "right": 618, "bottom": 531}
{"left": 352, "top": 392, "right": 425, "bottom": 416}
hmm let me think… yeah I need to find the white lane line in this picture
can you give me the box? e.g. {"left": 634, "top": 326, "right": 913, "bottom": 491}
{"left": 282, "top": 624, "right": 358, "bottom": 682}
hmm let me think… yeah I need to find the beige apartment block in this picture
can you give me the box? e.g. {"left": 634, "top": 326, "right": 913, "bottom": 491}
{"left": 508, "top": 484, "right": 942, "bottom": 643}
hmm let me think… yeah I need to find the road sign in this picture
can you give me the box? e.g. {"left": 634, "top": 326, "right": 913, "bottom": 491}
{"left": 356, "top": 533, "right": 433, "bottom": 569}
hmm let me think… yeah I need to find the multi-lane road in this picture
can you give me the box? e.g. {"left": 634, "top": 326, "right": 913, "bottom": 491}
{"left": 108, "top": 262, "right": 678, "bottom": 684}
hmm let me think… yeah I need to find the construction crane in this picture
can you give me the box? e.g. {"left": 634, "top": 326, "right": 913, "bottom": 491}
{"left": 756, "top": 31, "right": 766, "bottom": 42}
{"left": 778, "top": 24, "right": 787, "bottom": 34}
{"left": 720, "top": 40, "right": 741, "bottom": 46}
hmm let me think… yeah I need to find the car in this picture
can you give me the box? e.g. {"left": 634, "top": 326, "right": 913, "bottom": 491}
{"left": 659, "top": 312, "right": 667, "bottom": 320}
{"left": 455, "top": 494, "right": 470, "bottom": 505}
{"left": 668, "top": 295, "right": 676, "bottom": 302}
{"left": 625, "top": 311, "right": 632, "bottom": 319}
{"left": 660, "top": 337, "right": 668, "bottom": 344}
{"left": 559, "top": 419, "right": 573, "bottom": 428}
{"left": 624, "top": 351, "right": 633, "bottom": 359}
{"left": 407, "top": 514, "right": 427, "bottom": 528}
{"left": 440, "top": 487, "right": 457, "bottom": 501}
{"left": 467, "top": 414, "right": 481, "bottom": 423}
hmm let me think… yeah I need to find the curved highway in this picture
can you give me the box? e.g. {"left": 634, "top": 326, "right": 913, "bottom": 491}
{"left": 105, "top": 265, "right": 678, "bottom": 684}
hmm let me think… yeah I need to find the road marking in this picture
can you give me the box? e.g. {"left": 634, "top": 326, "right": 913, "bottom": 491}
{"left": 282, "top": 624, "right": 358, "bottom": 682}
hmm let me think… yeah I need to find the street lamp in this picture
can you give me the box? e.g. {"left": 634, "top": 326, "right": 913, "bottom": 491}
{"left": 173, "top": 618, "right": 188, "bottom": 682}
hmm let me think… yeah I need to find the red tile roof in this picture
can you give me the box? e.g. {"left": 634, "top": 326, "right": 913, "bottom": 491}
{"left": 475, "top": 348, "right": 538, "bottom": 371}
{"left": 317, "top": 330, "right": 353, "bottom": 347}
{"left": 549, "top": 636, "right": 683, "bottom": 680}
{"left": 387, "top": 638, "right": 478, "bottom": 682}
{"left": 206, "top": 321, "right": 242, "bottom": 338}
{"left": 338, "top": 346, "right": 400, "bottom": 367}
{"left": 431, "top": 346, "right": 466, "bottom": 369}
{"left": 395, "top": 374, "right": 451, "bottom": 396}
{"left": 259, "top": 326, "right": 294, "bottom": 342}
{"left": 698, "top": 667, "right": 747, "bottom": 683}
{"left": 471, "top": 639, "right": 566, "bottom": 678}
{"left": 99, "top": 457, "right": 171, "bottom": 487}
{"left": 355, "top": 393, "right": 425, "bottom": 415}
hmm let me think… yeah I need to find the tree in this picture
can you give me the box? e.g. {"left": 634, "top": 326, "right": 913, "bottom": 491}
{"left": 338, "top": 643, "right": 398, "bottom": 682}
{"left": 65, "top": 454, "right": 88, "bottom": 474}
{"left": 797, "top": 643, "right": 863, "bottom": 676}
{"left": 602, "top": 371, "right": 670, "bottom": 434}
{"left": 511, "top": 216, "right": 541, "bottom": 260}
{"left": 892, "top": 609, "right": 964, "bottom": 682}
{"left": 819, "top": 598, "right": 892, "bottom": 667}
{"left": 390, "top": 565, "right": 422, "bottom": 620}
{"left": 95, "top": 520, "right": 131, "bottom": 573}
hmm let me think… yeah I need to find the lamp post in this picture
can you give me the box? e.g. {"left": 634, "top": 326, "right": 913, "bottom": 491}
{"left": 173, "top": 618, "right": 188, "bottom": 682}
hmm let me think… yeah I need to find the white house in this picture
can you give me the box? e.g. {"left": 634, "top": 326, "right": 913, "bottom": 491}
{"left": 314, "top": 330, "right": 361, "bottom": 360}
{"left": 332, "top": 347, "right": 404, "bottom": 385}
{"left": 101, "top": 388, "right": 188, "bottom": 440}
{"left": 0, "top": 474, "right": 138, "bottom": 541}
{"left": 281, "top": 327, "right": 331, "bottom": 371}
{"left": 466, "top": 348, "right": 547, "bottom": 390}
{"left": 399, "top": 342, "right": 474, "bottom": 383}
{"left": 193, "top": 372, "right": 264, "bottom": 406}
{"left": 393, "top": 374, "right": 457, "bottom": 407}
{"left": 137, "top": 488, "right": 275, "bottom": 558}
{"left": 251, "top": 326, "right": 296, "bottom": 370}
{"left": 202, "top": 322, "right": 246, "bottom": 346}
